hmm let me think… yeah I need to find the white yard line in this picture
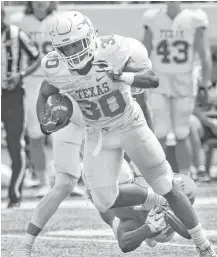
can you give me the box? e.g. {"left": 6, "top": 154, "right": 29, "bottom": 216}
{"left": 46, "top": 229, "right": 217, "bottom": 238}
{"left": 1, "top": 197, "right": 217, "bottom": 211}
{"left": 1, "top": 234, "right": 217, "bottom": 249}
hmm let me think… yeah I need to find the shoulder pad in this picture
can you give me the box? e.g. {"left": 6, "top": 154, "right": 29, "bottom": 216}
{"left": 95, "top": 35, "right": 130, "bottom": 70}
{"left": 41, "top": 51, "right": 61, "bottom": 77}
{"left": 143, "top": 9, "right": 160, "bottom": 28}
{"left": 9, "top": 12, "right": 25, "bottom": 26}
{"left": 124, "top": 37, "right": 152, "bottom": 69}
{"left": 193, "top": 9, "right": 209, "bottom": 29}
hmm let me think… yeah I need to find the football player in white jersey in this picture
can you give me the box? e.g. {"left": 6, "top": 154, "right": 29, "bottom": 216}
{"left": 10, "top": 1, "right": 58, "bottom": 196}
{"left": 12, "top": 11, "right": 216, "bottom": 257}
{"left": 142, "top": 2, "right": 212, "bottom": 176}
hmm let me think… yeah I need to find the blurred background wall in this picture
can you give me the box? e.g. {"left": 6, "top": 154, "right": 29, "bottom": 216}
{"left": 4, "top": 2, "right": 217, "bottom": 44}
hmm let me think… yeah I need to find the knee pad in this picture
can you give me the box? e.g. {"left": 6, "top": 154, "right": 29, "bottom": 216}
{"left": 146, "top": 160, "right": 173, "bottom": 195}
{"left": 91, "top": 184, "right": 119, "bottom": 213}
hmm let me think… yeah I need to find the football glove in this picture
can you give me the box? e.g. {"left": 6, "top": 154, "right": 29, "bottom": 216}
{"left": 93, "top": 60, "right": 123, "bottom": 82}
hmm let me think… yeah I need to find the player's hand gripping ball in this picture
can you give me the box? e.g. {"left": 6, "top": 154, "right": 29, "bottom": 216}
{"left": 41, "top": 93, "right": 73, "bottom": 134}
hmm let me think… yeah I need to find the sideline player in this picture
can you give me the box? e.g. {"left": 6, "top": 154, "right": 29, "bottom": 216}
{"left": 10, "top": 1, "right": 58, "bottom": 196}
{"left": 85, "top": 166, "right": 197, "bottom": 253}
{"left": 142, "top": 2, "right": 212, "bottom": 176}
{"left": 12, "top": 11, "right": 216, "bottom": 257}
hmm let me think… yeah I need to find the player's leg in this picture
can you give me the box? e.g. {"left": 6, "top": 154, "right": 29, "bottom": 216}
{"left": 24, "top": 78, "right": 48, "bottom": 195}
{"left": 2, "top": 88, "right": 26, "bottom": 207}
{"left": 83, "top": 131, "right": 123, "bottom": 212}
{"left": 189, "top": 115, "right": 207, "bottom": 179}
{"left": 121, "top": 105, "right": 213, "bottom": 254}
{"left": 149, "top": 92, "right": 179, "bottom": 172}
{"left": 148, "top": 91, "right": 170, "bottom": 150}
{"left": 173, "top": 97, "right": 195, "bottom": 176}
{"left": 11, "top": 123, "right": 83, "bottom": 256}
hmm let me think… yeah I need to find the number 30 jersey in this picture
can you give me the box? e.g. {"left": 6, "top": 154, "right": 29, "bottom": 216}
{"left": 41, "top": 35, "right": 151, "bottom": 130}
{"left": 143, "top": 8, "right": 209, "bottom": 97}
{"left": 10, "top": 11, "right": 56, "bottom": 78}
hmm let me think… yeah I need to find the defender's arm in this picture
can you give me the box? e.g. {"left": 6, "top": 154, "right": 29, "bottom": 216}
{"left": 122, "top": 56, "right": 159, "bottom": 89}
{"left": 194, "top": 27, "right": 212, "bottom": 89}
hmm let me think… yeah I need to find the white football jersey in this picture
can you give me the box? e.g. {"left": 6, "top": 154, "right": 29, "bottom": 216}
{"left": 10, "top": 11, "right": 56, "bottom": 77}
{"left": 143, "top": 8, "right": 208, "bottom": 97}
{"left": 143, "top": 8, "right": 208, "bottom": 74}
{"left": 41, "top": 35, "right": 151, "bottom": 130}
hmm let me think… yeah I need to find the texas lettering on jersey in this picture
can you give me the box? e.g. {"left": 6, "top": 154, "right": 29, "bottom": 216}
{"left": 41, "top": 34, "right": 150, "bottom": 130}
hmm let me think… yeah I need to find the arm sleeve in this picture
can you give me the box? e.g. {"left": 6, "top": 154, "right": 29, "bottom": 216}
{"left": 142, "top": 9, "right": 157, "bottom": 30}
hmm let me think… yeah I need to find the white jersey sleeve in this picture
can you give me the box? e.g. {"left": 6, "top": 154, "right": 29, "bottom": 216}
{"left": 126, "top": 37, "right": 152, "bottom": 69}
{"left": 142, "top": 9, "right": 160, "bottom": 31}
{"left": 9, "top": 12, "right": 25, "bottom": 27}
{"left": 193, "top": 9, "right": 209, "bottom": 29}
{"left": 96, "top": 34, "right": 131, "bottom": 71}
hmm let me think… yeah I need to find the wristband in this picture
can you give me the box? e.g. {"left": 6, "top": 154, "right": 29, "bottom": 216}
{"left": 40, "top": 123, "right": 52, "bottom": 136}
{"left": 120, "top": 72, "right": 135, "bottom": 86}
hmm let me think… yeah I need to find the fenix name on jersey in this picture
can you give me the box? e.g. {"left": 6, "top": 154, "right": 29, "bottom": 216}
{"left": 41, "top": 35, "right": 151, "bottom": 131}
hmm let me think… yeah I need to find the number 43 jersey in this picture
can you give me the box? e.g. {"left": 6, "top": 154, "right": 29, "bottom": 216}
{"left": 143, "top": 8, "right": 209, "bottom": 97}
{"left": 41, "top": 35, "right": 151, "bottom": 130}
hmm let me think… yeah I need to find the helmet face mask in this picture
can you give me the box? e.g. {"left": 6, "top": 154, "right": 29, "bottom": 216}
{"left": 51, "top": 11, "right": 96, "bottom": 70}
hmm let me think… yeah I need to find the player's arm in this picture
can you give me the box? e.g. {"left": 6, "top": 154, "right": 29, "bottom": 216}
{"left": 116, "top": 217, "right": 160, "bottom": 253}
{"left": 19, "top": 29, "right": 41, "bottom": 78}
{"left": 122, "top": 56, "right": 159, "bottom": 89}
{"left": 135, "top": 91, "right": 154, "bottom": 132}
{"left": 142, "top": 25, "right": 153, "bottom": 56}
{"left": 194, "top": 18, "right": 212, "bottom": 90}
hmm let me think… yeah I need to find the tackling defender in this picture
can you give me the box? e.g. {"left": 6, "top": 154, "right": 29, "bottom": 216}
{"left": 12, "top": 11, "right": 216, "bottom": 257}
{"left": 86, "top": 167, "right": 197, "bottom": 253}
{"left": 142, "top": 2, "right": 212, "bottom": 176}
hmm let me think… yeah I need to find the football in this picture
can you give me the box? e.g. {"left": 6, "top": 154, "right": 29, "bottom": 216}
{"left": 45, "top": 93, "right": 73, "bottom": 125}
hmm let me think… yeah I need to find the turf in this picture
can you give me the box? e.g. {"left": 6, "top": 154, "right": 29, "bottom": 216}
{"left": 1, "top": 182, "right": 217, "bottom": 257}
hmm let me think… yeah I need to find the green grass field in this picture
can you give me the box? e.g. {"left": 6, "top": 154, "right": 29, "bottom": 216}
{"left": 1, "top": 182, "right": 217, "bottom": 257}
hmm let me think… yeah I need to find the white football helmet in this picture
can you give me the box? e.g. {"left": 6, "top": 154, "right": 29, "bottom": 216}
{"left": 51, "top": 11, "right": 97, "bottom": 70}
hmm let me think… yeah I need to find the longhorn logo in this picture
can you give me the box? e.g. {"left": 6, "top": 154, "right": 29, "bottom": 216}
{"left": 77, "top": 17, "right": 90, "bottom": 30}
{"left": 56, "top": 18, "right": 72, "bottom": 35}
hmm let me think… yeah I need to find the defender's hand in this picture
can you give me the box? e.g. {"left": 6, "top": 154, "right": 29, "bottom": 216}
{"left": 93, "top": 60, "right": 123, "bottom": 82}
